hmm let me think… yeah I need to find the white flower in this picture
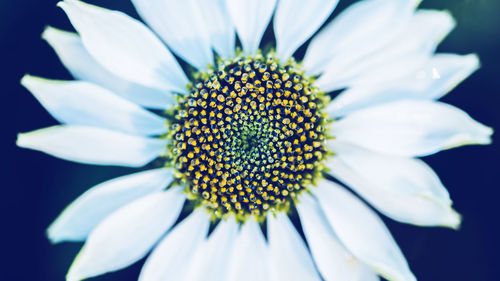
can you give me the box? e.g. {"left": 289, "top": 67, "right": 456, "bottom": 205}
{"left": 17, "top": 0, "right": 492, "bottom": 281}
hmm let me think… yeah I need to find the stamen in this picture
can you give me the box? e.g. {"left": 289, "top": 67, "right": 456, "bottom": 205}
{"left": 170, "top": 53, "right": 326, "bottom": 220}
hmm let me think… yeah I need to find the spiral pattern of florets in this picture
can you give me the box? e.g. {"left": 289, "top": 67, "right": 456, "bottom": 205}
{"left": 170, "top": 53, "right": 326, "bottom": 220}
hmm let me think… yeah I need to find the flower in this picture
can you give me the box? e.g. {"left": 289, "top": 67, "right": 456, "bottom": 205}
{"left": 17, "top": 0, "right": 492, "bottom": 280}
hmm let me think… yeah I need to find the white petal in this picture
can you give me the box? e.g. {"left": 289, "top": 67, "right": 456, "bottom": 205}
{"left": 296, "top": 193, "right": 379, "bottom": 281}
{"left": 17, "top": 125, "right": 166, "bottom": 167}
{"left": 274, "top": 0, "right": 338, "bottom": 61}
{"left": 303, "top": 0, "right": 418, "bottom": 75}
{"left": 227, "top": 220, "right": 269, "bottom": 281}
{"left": 328, "top": 141, "right": 461, "bottom": 228}
{"left": 48, "top": 168, "right": 174, "bottom": 243}
{"left": 226, "top": 0, "right": 277, "bottom": 55}
{"left": 21, "top": 76, "right": 166, "bottom": 136}
{"left": 42, "top": 27, "right": 175, "bottom": 109}
{"left": 139, "top": 208, "right": 210, "bottom": 281}
{"left": 131, "top": 0, "right": 213, "bottom": 70}
{"left": 268, "top": 213, "right": 322, "bottom": 281}
{"left": 66, "top": 188, "right": 185, "bottom": 281}
{"left": 185, "top": 218, "right": 238, "bottom": 281}
{"left": 58, "top": 0, "right": 187, "bottom": 93}
{"left": 195, "top": 0, "right": 235, "bottom": 59}
{"left": 313, "top": 180, "right": 416, "bottom": 281}
{"left": 327, "top": 53, "right": 480, "bottom": 117}
{"left": 316, "top": 9, "right": 455, "bottom": 91}
{"left": 332, "top": 100, "right": 493, "bottom": 157}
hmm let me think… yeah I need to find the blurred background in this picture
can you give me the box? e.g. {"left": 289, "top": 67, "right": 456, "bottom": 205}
{"left": 3, "top": 0, "right": 499, "bottom": 280}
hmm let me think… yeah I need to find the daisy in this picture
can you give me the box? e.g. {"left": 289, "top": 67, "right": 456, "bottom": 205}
{"left": 18, "top": 0, "right": 493, "bottom": 280}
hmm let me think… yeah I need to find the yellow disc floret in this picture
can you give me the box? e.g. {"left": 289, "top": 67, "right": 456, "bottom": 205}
{"left": 170, "top": 53, "right": 326, "bottom": 221}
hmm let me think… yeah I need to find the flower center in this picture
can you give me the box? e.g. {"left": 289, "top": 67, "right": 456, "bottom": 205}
{"left": 169, "top": 53, "right": 326, "bottom": 220}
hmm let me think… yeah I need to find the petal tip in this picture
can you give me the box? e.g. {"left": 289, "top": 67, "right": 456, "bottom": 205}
{"left": 46, "top": 227, "right": 61, "bottom": 244}
{"left": 16, "top": 132, "right": 29, "bottom": 148}
{"left": 41, "top": 25, "right": 54, "bottom": 40}
{"left": 42, "top": 25, "right": 74, "bottom": 42}
{"left": 467, "top": 53, "right": 481, "bottom": 70}
{"left": 475, "top": 124, "right": 494, "bottom": 145}
{"left": 442, "top": 209, "right": 462, "bottom": 230}
{"left": 484, "top": 125, "right": 494, "bottom": 136}
{"left": 20, "top": 74, "right": 35, "bottom": 88}
{"left": 46, "top": 219, "right": 69, "bottom": 244}
{"left": 20, "top": 73, "right": 30, "bottom": 85}
{"left": 441, "top": 9, "right": 457, "bottom": 29}
{"left": 57, "top": 0, "right": 83, "bottom": 14}
{"left": 445, "top": 119, "right": 493, "bottom": 150}
{"left": 20, "top": 75, "right": 55, "bottom": 95}
{"left": 56, "top": 1, "right": 66, "bottom": 9}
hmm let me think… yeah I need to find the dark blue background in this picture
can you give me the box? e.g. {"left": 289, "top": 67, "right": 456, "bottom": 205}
{"left": 4, "top": 0, "right": 499, "bottom": 280}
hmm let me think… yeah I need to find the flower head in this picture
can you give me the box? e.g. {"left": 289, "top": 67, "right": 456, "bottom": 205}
{"left": 18, "top": 0, "right": 492, "bottom": 280}
{"left": 171, "top": 53, "right": 327, "bottom": 220}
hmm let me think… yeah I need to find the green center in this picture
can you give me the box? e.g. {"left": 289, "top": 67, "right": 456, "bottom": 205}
{"left": 169, "top": 53, "right": 326, "bottom": 220}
